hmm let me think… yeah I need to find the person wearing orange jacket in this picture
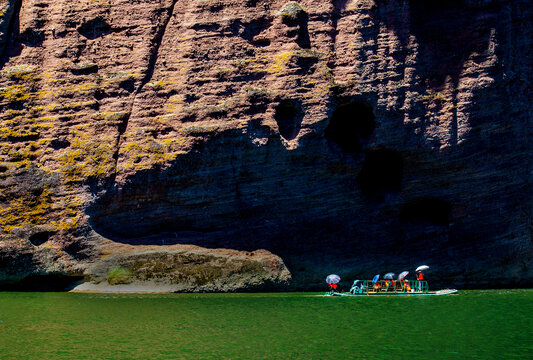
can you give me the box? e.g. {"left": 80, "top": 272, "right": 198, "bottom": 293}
{"left": 416, "top": 271, "right": 424, "bottom": 292}
{"left": 328, "top": 283, "right": 338, "bottom": 293}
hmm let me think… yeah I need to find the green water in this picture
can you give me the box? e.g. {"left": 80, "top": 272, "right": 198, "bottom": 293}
{"left": 0, "top": 290, "right": 532, "bottom": 359}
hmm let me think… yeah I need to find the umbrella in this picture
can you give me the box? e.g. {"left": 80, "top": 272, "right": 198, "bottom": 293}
{"left": 398, "top": 271, "right": 409, "bottom": 280}
{"left": 372, "top": 274, "right": 380, "bottom": 284}
{"left": 416, "top": 265, "right": 429, "bottom": 272}
{"left": 384, "top": 272, "right": 395, "bottom": 280}
{"left": 326, "top": 274, "right": 341, "bottom": 284}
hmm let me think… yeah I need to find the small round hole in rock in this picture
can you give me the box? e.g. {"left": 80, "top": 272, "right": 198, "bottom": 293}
{"left": 119, "top": 79, "right": 135, "bottom": 92}
{"left": 274, "top": 99, "right": 303, "bottom": 140}
{"left": 357, "top": 148, "right": 403, "bottom": 196}
{"left": 77, "top": 17, "right": 111, "bottom": 39}
{"left": 399, "top": 197, "right": 451, "bottom": 226}
{"left": 50, "top": 138, "right": 71, "bottom": 149}
{"left": 29, "top": 231, "right": 51, "bottom": 246}
{"left": 325, "top": 101, "right": 376, "bottom": 152}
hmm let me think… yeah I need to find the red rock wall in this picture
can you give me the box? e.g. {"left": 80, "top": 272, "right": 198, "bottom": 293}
{"left": 0, "top": 0, "right": 531, "bottom": 290}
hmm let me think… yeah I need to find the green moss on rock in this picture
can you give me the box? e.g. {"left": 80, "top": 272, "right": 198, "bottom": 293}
{"left": 107, "top": 266, "right": 132, "bottom": 285}
{"left": 279, "top": 2, "right": 306, "bottom": 22}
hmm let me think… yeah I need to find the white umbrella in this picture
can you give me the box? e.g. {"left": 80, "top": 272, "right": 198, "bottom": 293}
{"left": 416, "top": 265, "right": 429, "bottom": 272}
{"left": 326, "top": 274, "right": 341, "bottom": 284}
{"left": 398, "top": 271, "right": 409, "bottom": 280}
{"left": 384, "top": 272, "right": 396, "bottom": 280}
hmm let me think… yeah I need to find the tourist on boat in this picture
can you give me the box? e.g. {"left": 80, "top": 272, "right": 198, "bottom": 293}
{"left": 372, "top": 274, "right": 380, "bottom": 292}
{"left": 350, "top": 280, "right": 363, "bottom": 294}
{"left": 402, "top": 279, "right": 411, "bottom": 292}
{"left": 398, "top": 271, "right": 409, "bottom": 292}
{"left": 416, "top": 270, "right": 424, "bottom": 292}
{"left": 383, "top": 273, "right": 395, "bottom": 292}
{"left": 326, "top": 274, "right": 341, "bottom": 293}
{"left": 415, "top": 265, "right": 429, "bottom": 292}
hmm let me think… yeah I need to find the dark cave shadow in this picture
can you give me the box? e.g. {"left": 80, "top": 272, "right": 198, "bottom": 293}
{"left": 87, "top": 120, "right": 503, "bottom": 261}
{"left": 86, "top": 84, "right": 529, "bottom": 277}
{"left": 87, "top": 123, "right": 374, "bottom": 258}
{"left": 0, "top": 274, "right": 85, "bottom": 291}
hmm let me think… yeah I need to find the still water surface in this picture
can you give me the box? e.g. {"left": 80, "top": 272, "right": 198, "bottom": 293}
{"left": 0, "top": 290, "right": 532, "bottom": 359}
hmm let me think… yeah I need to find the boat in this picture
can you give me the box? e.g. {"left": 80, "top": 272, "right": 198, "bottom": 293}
{"left": 325, "top": 280, "right": 458, "bottom": 296}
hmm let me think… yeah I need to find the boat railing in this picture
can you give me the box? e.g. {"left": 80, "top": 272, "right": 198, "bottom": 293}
{"left": 350, "top": 280, "right": 429, "bottom": 295}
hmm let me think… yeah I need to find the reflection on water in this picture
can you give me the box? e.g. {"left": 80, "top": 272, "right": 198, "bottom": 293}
{"left": 0, "top": 290, "right": 532, "bottom": 359}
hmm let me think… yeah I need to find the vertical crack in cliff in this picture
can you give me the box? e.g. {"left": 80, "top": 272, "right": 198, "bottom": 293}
{"left": 0, "top": 0, "right": 23, "bottom": 69}
{"left": 137, "top": 0, "right": 179, "bottom": 92}
{"left": 112, "top": 0, "right": 179, "bottom": 176}
{"left": 330, "top": 1, "right": 348, "bottom": 47}
{"left": 328, "top": 0, "right": 349, "bottom": 69}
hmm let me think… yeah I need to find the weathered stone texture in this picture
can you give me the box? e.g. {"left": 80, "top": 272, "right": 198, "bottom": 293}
{"left": 0, "top": 0, "right": 531, "bottom": 290}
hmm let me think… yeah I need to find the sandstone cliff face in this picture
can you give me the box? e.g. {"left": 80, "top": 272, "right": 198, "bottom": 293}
{"left": 0, "top": 0, "right": 531, "bottom": 291}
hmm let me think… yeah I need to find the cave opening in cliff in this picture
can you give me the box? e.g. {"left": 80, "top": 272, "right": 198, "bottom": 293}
{"left": 274, "top": 99, "right": 304, "bottom": 140}
{"left": 399, "top": 197, "right": 452, "bottom": 226}
{"left": 28, "top": 231, "right": 51, "bottom": 246}
{"left": 357, "top": 148, "right": 403, "bottom": 196}
{"left": 325, "top": 101, "right": 376, "bottom": 152}
{"left": 0, "top": 274, "right": 84, "bottom": 291}
{"left": 77, "top": 16, "right": 111, "bottom": 39}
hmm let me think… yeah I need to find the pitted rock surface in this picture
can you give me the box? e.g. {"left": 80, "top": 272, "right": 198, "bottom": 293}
{"left": 0, "top": 0, "right": 531, "bottom": 290}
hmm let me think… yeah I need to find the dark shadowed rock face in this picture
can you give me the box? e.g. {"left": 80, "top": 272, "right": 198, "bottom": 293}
{"left": 0, "top": 0, "right": 531, "bottom": 291}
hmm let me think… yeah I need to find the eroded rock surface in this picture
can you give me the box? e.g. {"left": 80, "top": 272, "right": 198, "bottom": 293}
{"left": 0, "top": 0, "right": 531, "bottom": 291}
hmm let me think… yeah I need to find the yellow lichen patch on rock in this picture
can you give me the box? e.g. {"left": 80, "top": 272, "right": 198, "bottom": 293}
{"left": 0, "top": 85, "right": 35, "bottom": 105}
{"left": 1, "top": 65, "right": 38, "bottom": 82}
{"left": 119, "top": 137, "right": 185, "bottom": 172}
{"left": 0, "top": 115, "right": 53, "bottom": 142}
{"left": 0, "top": 174, "right": 83, "bottom": 236}
{"left": 57, "top": 134, "right": 116, "bottom": 183}
{"left": 269, "top": 51, "right": 294, "bottom": 74}
{"left": 0, "top": 185, "right": 54, "bottom": 233}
